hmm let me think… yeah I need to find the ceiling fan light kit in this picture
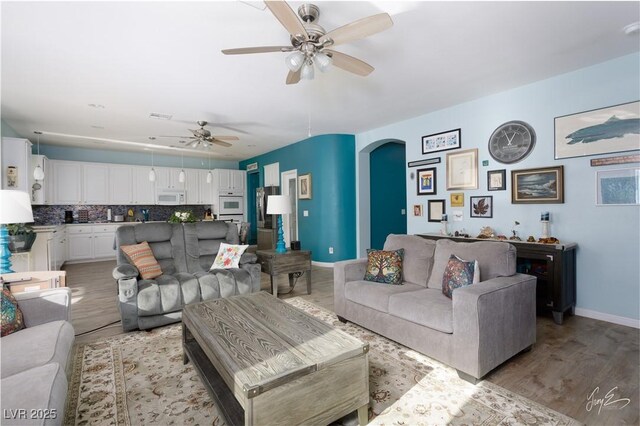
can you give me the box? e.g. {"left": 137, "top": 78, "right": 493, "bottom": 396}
{"left": 222, "top": 1, "right": 393, "bottom": 84}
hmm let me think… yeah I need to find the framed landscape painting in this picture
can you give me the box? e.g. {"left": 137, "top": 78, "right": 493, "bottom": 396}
{"left": 596, "top": 168, "right": 640, "bottom": 205}
{"left": 512, "top": 166, "right": 564, "bottom": 204}
{"left": 555, "top": 101, "right": 640, "bottom": 159}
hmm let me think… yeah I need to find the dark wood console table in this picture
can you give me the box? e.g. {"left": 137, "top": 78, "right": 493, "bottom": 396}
{"left": 256, "top": 249, "right": 312, "bottom": 298}
{"left": 418, "top": 234, "right": 577, "bottom": 325}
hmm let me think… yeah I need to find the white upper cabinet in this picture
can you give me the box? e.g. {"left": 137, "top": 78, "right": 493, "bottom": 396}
{"left": 108, "top": 165, "right": 133, "bottom": 204}
{"left": 53, "top": 161, "right": 83, "bottom": 204}
{"left": 214, "top": 169, "right": 245, "bottom": 195}
{"left": 155, "top": 167, "right": 185, "bottom": 190}
{"left": 199, "top": 170, "right": 214, "bottom": 205}
{"left": 1, "top": 137, "right": 32, "bottom": 193}
{"left": 83, "top": 164, "right": 109, "bottom": 204}
{"left": 132, "top": 166, "right": 155, "bottom": 205}
{"left": 30, "top": 154, "right": 50, "bottom": 204}
{"left": 185, "top": 169, "right": 200, "bottom": 204}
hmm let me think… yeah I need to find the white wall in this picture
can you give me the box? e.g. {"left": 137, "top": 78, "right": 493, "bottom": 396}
{"left": 356, "top": 53, "right": 640, "bottom": 323}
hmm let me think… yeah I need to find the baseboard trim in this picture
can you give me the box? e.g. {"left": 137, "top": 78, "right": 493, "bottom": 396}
{"left": 574, "top": 308, "right": 639, "bottom": 329}
{"left": 312, "top": 261, "right": 335, "bottom": 268}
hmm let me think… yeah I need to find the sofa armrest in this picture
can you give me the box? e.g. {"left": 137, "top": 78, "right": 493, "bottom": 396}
{"left": 333, "top": 258, "right": 368, "bottom": 317}
{"left": 240, "top": 262, "right": 262, "bottom": 293}
{"left": 452, "top": 273, "right": 537, "bottom": 379}
{"left": 239, "top": 252, "right": 258, "bottom": 265}
{"left": 117, "top": 276, "right": 140, "bottom": 332}
{"left": 112, "top": 264, "right": 139, "bottom": 280}
{"left": 14, "top": 288, "right": 72, "bottom": 327}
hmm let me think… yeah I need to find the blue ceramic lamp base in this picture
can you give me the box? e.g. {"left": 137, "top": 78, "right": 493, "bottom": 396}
{"left": 0, "top": 224, "right": 14, "bottom": 274}
{"left": 275, "top": 215, "right": 287, "bottom": 254}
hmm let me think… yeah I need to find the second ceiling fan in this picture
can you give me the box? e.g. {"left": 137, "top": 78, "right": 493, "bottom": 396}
{"left": 157, "top": 121, "right": 239, "bottom": 149}
{"left": 222, "top": 1, "right": 393, "bottom": 84}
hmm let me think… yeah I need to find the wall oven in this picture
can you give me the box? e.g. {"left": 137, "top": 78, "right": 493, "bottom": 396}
{"left": 219, "top": 196, "right": 244, "bottom": 215}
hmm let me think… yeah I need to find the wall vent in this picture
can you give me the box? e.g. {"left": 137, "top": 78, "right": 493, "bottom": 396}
{"left": 149, "top": 112, "right": 173, "bottom": 120}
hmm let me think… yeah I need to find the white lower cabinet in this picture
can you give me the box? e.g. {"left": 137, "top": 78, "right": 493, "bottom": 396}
{"left": 67, "top": 224, "right": 117, "bottom": 262}
{"left": 30, "top": 226, "right": 67, "bottom": 271}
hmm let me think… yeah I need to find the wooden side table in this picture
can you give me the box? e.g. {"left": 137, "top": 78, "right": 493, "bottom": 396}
{"left": 256, "top": 249, "right": 312, "bottom": 298}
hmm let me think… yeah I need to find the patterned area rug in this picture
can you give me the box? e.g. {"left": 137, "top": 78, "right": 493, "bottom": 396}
{"left": 65, "top": 298, "right": 581, "bottom": 425}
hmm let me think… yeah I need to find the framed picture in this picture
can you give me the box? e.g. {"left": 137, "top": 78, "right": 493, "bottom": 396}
{"left": 591, "top": 154, "right": 640, "bottom": 167}
{"left": 446, "top": 148, "right": 478, "bottom": 190}
{"left": 555, "top": 100, "right": 640, "bottom": 160}
{"left": 422, "top": 128, "right": 461, "bottom": 155}
{"left": 487, "top": 169, "right": 506, "bottom": 191}
{"left": 427, "top": 199, "right": 446, "bottom": 223}
{"left": 413, "top": 204, "right": 423, "bottom": 216}
{"left": 298, "top": 173, "right": 312, "bottom": 200}
{"left": 416, "top": 167, "right": 437, "bottom": 195}
{"left": 450, "top": 192, "right": 464, "bottom": 207}
{"left": 511, "top": 166, "right": 564, "bottom": 204}
{"left": 596, "top": 167, "right": 640, "bottom": 205}
{"left": 470, "top": 196, "right": 493, "bottom": 218}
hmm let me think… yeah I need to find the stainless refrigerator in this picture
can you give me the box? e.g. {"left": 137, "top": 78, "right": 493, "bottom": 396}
{"left": 256, "top": 186, "right": 279, "bottom": 249}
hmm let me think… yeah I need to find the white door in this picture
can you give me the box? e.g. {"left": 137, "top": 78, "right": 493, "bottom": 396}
{"left": 280, "top": 169, "right": 298, "bottom": 248}
{"left": 185, "top": 169, "right": 200, "bottom": 204}
{"left": 109, "top": 165, "right": 133, "bottom": 204}
{"left": 132, "top": 166, "right": 156, "bottom": 205}
{"left": 68, "top": 234, "right": 93, "bottom": 260}
{"left": 83, "top": 164, "right": 109, "bottom": 204}
{"left": 53, "top": 161, "right": 82, "bottom": 204}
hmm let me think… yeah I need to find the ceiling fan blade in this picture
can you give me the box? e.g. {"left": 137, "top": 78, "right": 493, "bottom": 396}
{"left": 211, "top": 136, "right": 240, "bottom": 141}
{"left": 221, "top": 46, "right": 292, "bottom": 55}
{"left": 286, "top": 68, "right": 301, "bottom": 85}
{"left": 212, "top": 140, "right": 233, "bottom": 148}
{"left": 320, "top": 13, "right": 393, "bottom": 47}
{"left": 325, "top": 50, "right": 374, "bottom": 76}
{"left": 156, "top": 135, "right": 191, "bottom": 138}
{"left": 265, "top": 1, "right": 308, "bottom": 39}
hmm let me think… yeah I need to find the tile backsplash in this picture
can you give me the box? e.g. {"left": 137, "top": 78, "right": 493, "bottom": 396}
{"left": 32, "top": 205, "right": 209, "bottom": 225}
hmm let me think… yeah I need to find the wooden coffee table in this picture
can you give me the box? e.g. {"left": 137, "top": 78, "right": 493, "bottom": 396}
{"left": 182, "top": 291, "right": 369, "bottom": 426}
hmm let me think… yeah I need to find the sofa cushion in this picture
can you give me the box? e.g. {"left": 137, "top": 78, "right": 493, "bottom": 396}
{"left": 427, "top": 239, "right": 516, "bottom": 290}
{"left": 345, "top": 281, "right": 423, "bottom": 313}
{"left": 364, "top": 249, "right": 404, "bottom": 284}
{"left": 442, "top": 254, "right": 480, "bottom": 299}
{"left": 388, "top": 289, "right": 454, "bottom": 334}
{"left": 384, "top": 235, "right": 436, "bottom": 287}
{"left": 1, "top": 363, "right": 68, "bottom": 425}
{"left": 137, "top": 274, "right": 188, "bottom": 316}
{"left": 211, "top": 243, "right": 249, "bottom": 269}
{"left": 120, "top": 241, "right": 162, "bottom": 280}
{"left": 1, "top": 321, "right": 74, "bottom": 379}
{"left": 1, "top": 288, "right": 25, "bottom": 337}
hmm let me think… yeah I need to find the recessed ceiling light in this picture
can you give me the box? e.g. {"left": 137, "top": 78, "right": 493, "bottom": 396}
{"left": 623, "top": 22, "right": 640, "bottom": 35}
{"left": 149, "top": 112, "right": 173, "bottom": 120}
{"left": 148, "top": 136, "right": 156, "bottom": 140}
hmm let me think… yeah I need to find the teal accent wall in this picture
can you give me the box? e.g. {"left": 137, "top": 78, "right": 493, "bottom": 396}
{"left": 35, "top": 143, "right": 238, "bottom": 169}
{"left": 1, "top": 119, "right": 23, "bottom": 139}
{"left": 370, "top": 142, "right": 407, "bottom": 249}
{"left": 357, "top": 52, "right": 640, "bottom": 322}
{"left": 240, "top": 134, "right": 356, "bottom": 263}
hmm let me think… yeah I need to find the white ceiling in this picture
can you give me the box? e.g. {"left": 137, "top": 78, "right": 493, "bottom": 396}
{"left": 2, "top": 1, "right": 639, "bottom": 161}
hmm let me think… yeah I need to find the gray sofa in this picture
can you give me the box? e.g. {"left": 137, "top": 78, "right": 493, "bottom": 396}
{"left": 114, "top": 221, "right": 261, "bottom": 331}
{"left": 1, "top": 288, "right": 74, "bottom": 425}
{"left": 334, "top": 235, "right": 537, "bottom": 382}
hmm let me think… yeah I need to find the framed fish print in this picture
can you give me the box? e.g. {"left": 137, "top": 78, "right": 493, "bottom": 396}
{"left": 554, "top": 100, "right": 640, "bottom": 159}
{"left": 511, "top": 166, "right": 564, "bottom": 204}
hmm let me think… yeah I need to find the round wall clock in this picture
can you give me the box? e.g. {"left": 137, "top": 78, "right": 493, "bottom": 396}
{"left": 488, "top": 121, "right": 536, "bottom": 164}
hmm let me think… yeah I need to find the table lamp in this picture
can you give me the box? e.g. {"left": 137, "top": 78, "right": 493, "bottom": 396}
{"left": 266, "top": 195, "right": 291, "bottom": 254}
{"left": 0, "top": 190, "right": 34, "bottom": 273}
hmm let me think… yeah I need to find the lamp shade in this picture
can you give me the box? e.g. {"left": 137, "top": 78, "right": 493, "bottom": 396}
{"left": 0, "top": 190, "right": 34, "bottom": 224}
{"left": 267, "top": 195, "right": 292, "bottom": 215}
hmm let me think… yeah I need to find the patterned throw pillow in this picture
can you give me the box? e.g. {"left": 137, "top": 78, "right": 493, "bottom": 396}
{"left": 210, "top": 243, "right": 249, "bottom": 270}
{"left": 363, "top": 249, "right": 404, "bottom": 285}
{"left": 1, "top": 288, "right": 25, "bottom": 337}
{"left": 120, "top": 241, "right": 163, "bottom": 280}
{"left": 442, "top": 254, "right": 480, "bottom": 298}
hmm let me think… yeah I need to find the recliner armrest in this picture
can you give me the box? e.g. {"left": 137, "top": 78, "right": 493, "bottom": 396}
{"left": 14, "top": 288, "right": 72, "bottom": 327}
{"left": 239, "top": 252, "right": 258, "bottom": 265}
{"left": 113, "top": 264, "right": 139, "bottom": 280}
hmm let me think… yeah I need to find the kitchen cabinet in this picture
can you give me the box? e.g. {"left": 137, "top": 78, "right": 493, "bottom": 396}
{"left": 155, "top": 167, "right": 185, "bottom": 190}
{"left": 214, "top": 169, "right": 245, "bottom": 195}
{"left": 132, "top": 166, "right": 156, "bottom": 205}
{"left": 83, "top": 164, "right": 109, "bottom": 204}
{"left": 109, "top": 165, "right": 134, "bottom": 204}
{"left": 185, "top": 169, "right": 200, "bottom": 204}
{"left": 53, "top": 161, "right": 82, "bottom": 204}
{"left": 51, "top": 228, "right": 67, "bottom": 270}
{"left": 30, "top": 226, "right": 66, "bottom": 271}
{"left": 1, "top": 137, "right": 32, "bottom": 192}
{"left": 199, "top": 170, "right": 214, "bottom": 205}
{"left": 30, "top": 155, "right": 50, "bottom": 204}
{"left": 67, "top": 224, "right": 117, "bottom": 262}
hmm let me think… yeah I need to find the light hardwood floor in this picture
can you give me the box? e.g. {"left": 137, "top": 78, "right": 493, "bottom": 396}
{"left": 65, "top": 260, "right": 638, "bottom": 425}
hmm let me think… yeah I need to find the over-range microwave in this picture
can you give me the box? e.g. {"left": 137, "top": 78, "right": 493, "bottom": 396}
{"left": 156, "top": 188, "right": 185, "bottom": 205}
{"left": 219, "top": 196, "right": 244, "bottom": 215}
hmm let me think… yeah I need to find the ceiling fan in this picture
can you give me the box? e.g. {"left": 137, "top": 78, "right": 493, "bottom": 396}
{"left": 157, "top": 121, "right": 239, "bottom": 148}
{"left": 222, "top": 2, "right": 393, "bottom": 84}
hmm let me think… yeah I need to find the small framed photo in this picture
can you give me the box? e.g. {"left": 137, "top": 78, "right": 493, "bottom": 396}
{"left": 487, "top": 169, "right": 506, "bottom": 191}
{"left": 422, "top": 128, "right": 461, "bottom": 155}
{"left": 511, "top": 166, "right": 564, "bottom": 204}
{"left": 596, "top": 167, "right": 639, "bottom": 205}
{"left": 446, "top": 148, "right": 478, "bottom": 190}
{"left": 450, "top": 192, "right": 464, "bottom": 207}
{"left": 413, "top": 204, "right": 423, "bottom": 216}
{"left": 298, "top": 173, "right": 312, "bottom": 200}
{"left": 427, "top": 199, "right": 446, "bottom": 223}
{"left": 417, "top": 167, "right": 437, "bottom": 195}
{"left": 470, "top": 196, "right": 493, "bottom": 218}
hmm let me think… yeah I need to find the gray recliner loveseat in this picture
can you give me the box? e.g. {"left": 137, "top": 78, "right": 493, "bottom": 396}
{"left": 114, "top": 221, "right": 261, "bottom": 331}
{"left": 334, "top": 234, "right": 537, "bottom": 382}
